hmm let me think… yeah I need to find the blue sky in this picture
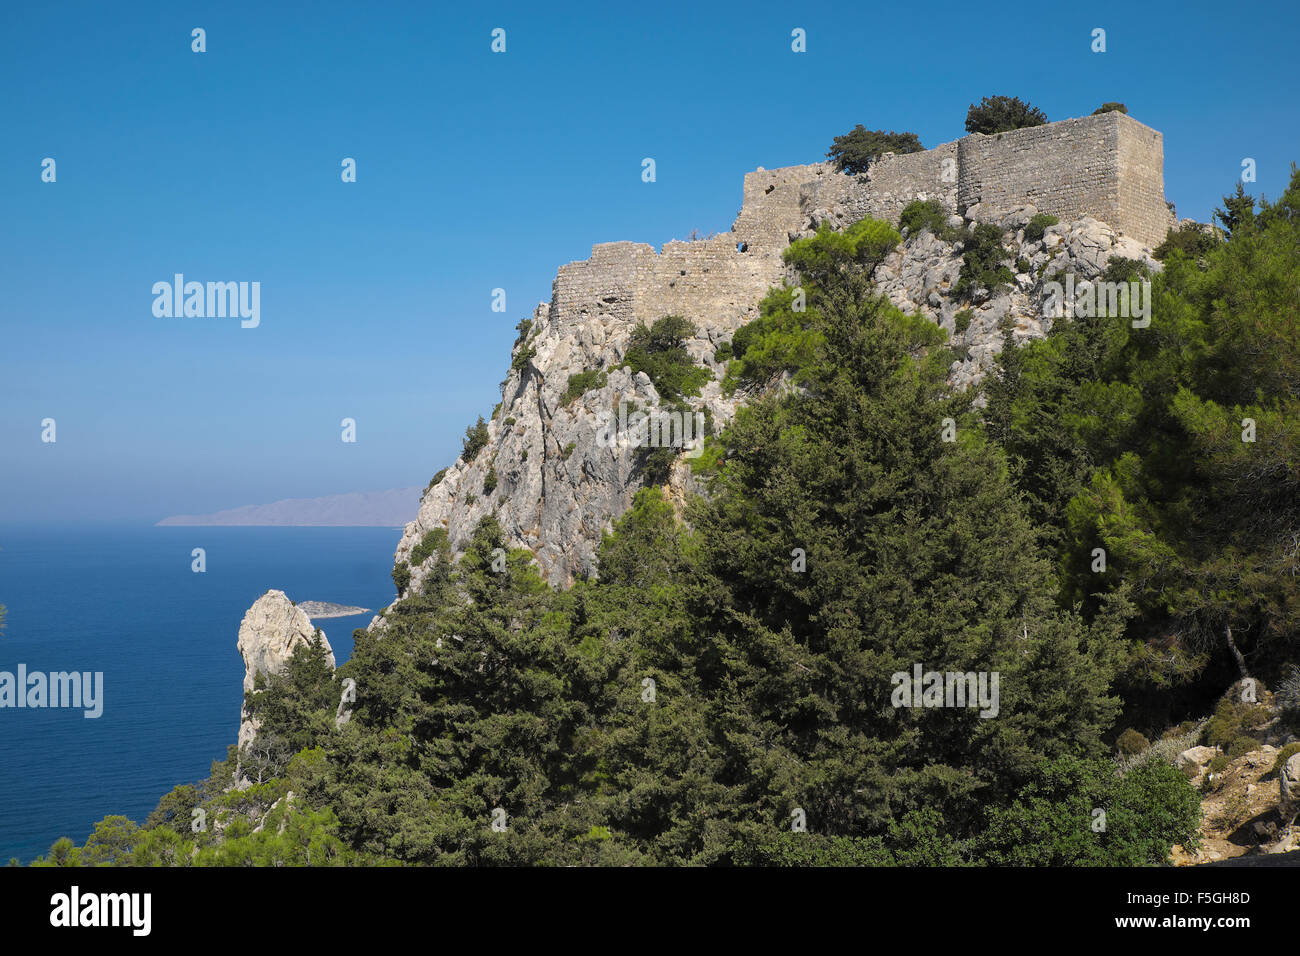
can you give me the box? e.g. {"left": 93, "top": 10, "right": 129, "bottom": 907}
{"left": 2, "top": 0, "right": 1297, "bottom": 523}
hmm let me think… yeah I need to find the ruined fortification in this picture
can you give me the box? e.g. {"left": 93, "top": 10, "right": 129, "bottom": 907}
{"left": 552, "top": 110, "right": 1170, "bottom": 341}
{"left": 388, "top": 110, "right": 1173, "bottom": 590}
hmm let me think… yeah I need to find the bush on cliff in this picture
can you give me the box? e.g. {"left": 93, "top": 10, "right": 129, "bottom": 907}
{"left": 461, "top": 416, "right": 490, "bottom": 463}
{"left": 954, "top": 223, "right": 1014, "bottom": 298}
{"left": 899, "top": 199, "right": 964, "bottom": 242}
{"left": 1022, "top": 212, "right": 1059, "bottom": 243}
{"left": 623, "top": 315, "right": 709, "bottom": 401}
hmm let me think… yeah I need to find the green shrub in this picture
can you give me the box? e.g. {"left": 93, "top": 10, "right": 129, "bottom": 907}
{"left": 511, "top": 344, "right": 536, "bottom": 372}
{"left": 899, "top": 199, "right": 961, "bottom": 241}
{"left": 504, "top": 416, "right": 516, "bottom": 427}
{"left": 1117, "top": 728, "right": 1150, "bottom": 756}
{"left": 623, "top": 315, "right": 710, "bottom": 401}
{"left": 1225, "top": 736, "right": 1260, "bottom": 759}
{"left": 561, "top": 442, "right": 576, "bottom": 460}
{"left": 964, "top": 95, "right": 1047, "bottom": 135}
{"left": 1205, "top": 690, "right": 1269, "bottom": 748}
{"left": 1272, "top": 742, "right": 1300, "bottom": 775}
{"left": 826, "top": 126, "right": 924, "bottom": 175}
{"left": 1022, "top": 213, "right": 1059, "bottom": 243}
{"left": 783, "top": 217, "right": 902, "bottom": 288}
{"left": 483, "top": 464, "right": 498, "bottom": 495}
{"left": 1154, "top": 223, "right": 1218, "bottom": 261}
{"left": 409, "top": 529, "right": 448, "bottom": 566}
{"left": 1100, "top": 256, "right": 1152, "bottom": 283}
{"left": 954, "top": 223, "right": 1013, "bottom": 298}
{"left": 1093, "top": 102, "right": 1127, "bottom": 115}
{"left": 513, "top": 318, "right": 532, "bottom": 346}
{"left": 953, "top": 308, "right": 974, "bottom": 335}
{"left": 565, "top": 370, "right": 608, "bottom": 404}
{"left": 978, "top": 756, "right": 1201, "bottom": 865}
{"left": 713, "top": 340, "right": 733, "bottom": 362}
{"left": 461, "top": 416, "right": 490, "bottom": 463}
{"left": 391, "top": 561, "right": 411, "bottom": 595}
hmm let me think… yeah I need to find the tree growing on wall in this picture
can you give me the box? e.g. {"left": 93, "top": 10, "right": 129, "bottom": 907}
{"left": 826, "top": 126, "right": 924, "bottom": 175}
{"left": 1093, "top": 102, "right": 1128, "bottom": 115}
{"left": 964, "top": 96, "right": 1048, "bottom": 135}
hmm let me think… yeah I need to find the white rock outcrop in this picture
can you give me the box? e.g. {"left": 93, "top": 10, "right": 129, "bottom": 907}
{"left": 236, "top": 589, "right": 335, "bottom": 749}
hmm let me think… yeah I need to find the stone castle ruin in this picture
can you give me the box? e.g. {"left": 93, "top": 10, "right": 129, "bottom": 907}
{"left": 552, "top": 110, "right": 1171, "bottom": 342}
{"left": 392, "top": 110, "right": 1174, "bottom": 588}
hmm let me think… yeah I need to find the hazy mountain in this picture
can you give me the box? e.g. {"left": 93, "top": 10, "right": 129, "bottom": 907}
{"left": 156, "top": 488, "right": 421, "bottom": 527}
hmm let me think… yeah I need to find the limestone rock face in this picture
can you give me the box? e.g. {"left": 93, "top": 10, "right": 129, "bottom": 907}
{"left": 868, "top": 211, "right": 1161, "bottom": 394}
{"left": 380, "top": 123, "right": 1171, "bottom": 610}
{"left": 236, "top": 589, "right": 335, "bottom": 748}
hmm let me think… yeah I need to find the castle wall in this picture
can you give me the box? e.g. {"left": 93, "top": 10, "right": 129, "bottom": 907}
{"left": 958, "top": 113, "right": 1121, "bottom": 233}
{"left": 862, "top": 141, "right": 960, "bottom": 221}
{"left": 734, "top": 163, "right": 833, "bottom": 251}
{"left": 954, "top": 112, "right": 1168, "bottom": 247}
{"left": 551, "top": 113, "right": 1170, "bottom": 345}
{"left": 552, "top": 241, "right": 653, "bottom": 327}
{"left": 1116, "top": 116, "right": 1174, "bottom": 247}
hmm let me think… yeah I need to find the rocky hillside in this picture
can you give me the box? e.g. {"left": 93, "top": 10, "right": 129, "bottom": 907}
{"left": 384, "top": 183, "right": 1163, "bottom": 602}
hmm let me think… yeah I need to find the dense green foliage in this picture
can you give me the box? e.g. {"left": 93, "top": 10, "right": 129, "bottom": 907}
{"left": 461, "top": 416, "right": 490, "bottom": 463}
{"left": 899, "top": 199, "right": 964, "bottom": 241}
{"left": 1093, "top": 102, "right": 1128, "bottom": 115}
{"left": 1022, "top": 213, "right": 1059, "bottom": 243}
{"left": 964, "top": 96, "right": 1048, "bottom": 134}
{"left": 954, "top": 223, "right": 1014, "bottom": 298}
{"left": 985, "top": 169, "right": 1300, "bottom": 726}
{"left": 53, "top": 169, "right": 1300, "bottom": 869}
{"left": 1154, "top": 223, "right": 1219, "bottom": 262}
{"left": 564, "top": 369, "right": 608, "bottom": 403}
{"left": 724, "top": 218, "right": 900, "bottom": 392}
{"left": 827, "top": 126, "right": 924, "bottom": 175}
{"left": 623, "top": 315, "right": 710, "bottom": 401}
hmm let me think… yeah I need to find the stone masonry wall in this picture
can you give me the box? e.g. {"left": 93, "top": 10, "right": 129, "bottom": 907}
{"left": 958, "top": 114, "right": 1121, "bottom": 238}
{"left": 1116, "top": 116, "right": 1175, "bottom": 248}
{"left": 862, "top": 141, "right": 960, "bottom": 221}
{"left": 957, "top": 112, "right": 1169, "bottom": 248}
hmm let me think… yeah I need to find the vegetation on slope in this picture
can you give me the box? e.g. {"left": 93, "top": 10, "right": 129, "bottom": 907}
{"left": 36, "top": 167, "right": 1300, "bottom": 867}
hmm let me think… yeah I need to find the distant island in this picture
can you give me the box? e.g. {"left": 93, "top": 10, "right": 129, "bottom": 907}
{"left": 296, "top": 601, "right": 370, "bottom": 619}
{"left": 156, "top": 488, "right": 421, "bottom": 526}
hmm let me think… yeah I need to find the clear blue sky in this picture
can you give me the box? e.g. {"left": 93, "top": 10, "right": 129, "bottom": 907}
{"left": 2, "top": 0, "right": 1296, "bottom": 523}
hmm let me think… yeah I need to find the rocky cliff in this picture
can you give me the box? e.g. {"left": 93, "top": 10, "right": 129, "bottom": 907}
{"left": 386, "top": 190, "right": 1162, "bottom": 598}
{"left": 236, "top": 590, "right": 335, "bottom": 748}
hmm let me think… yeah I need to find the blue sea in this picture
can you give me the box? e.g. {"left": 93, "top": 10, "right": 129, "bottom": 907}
{"left": 0, "top": 525, "right": 400, "bottom": 864}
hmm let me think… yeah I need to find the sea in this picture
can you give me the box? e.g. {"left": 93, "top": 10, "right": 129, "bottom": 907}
{"left": 0, "top": 524, "right": 400, "bottom": 864}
